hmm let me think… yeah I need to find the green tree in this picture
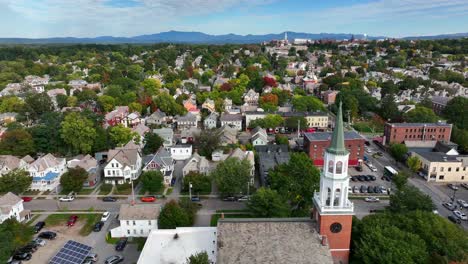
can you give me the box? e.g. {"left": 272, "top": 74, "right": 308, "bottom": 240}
{"left": 60, "top": 112, "right": 96, "bottom": 154}
{"left": 406, "top": 156, "right": 421, "bottom": 172}
{"left": 390, "top": 143, "right": 408, "bottom": 162}
{"left": 195, "top": 129, "right": 221, "bottom": 158}
{"left": 60, "top": 167, "right": 88, "bottom": 193}
{"left": 389, "top": 185, "right": 435, "bottom": 213}
{"left": 182, "top": 172, "right": 211, "bottom": 194}
{"left": 0, "top": 169, "right": 32, "bottom": 194}
{"left": 142, "top": 133, "right": 164, "bottom": 155}
{"left": 141, "top": 78, "right": 162, "bottom": 96}
{"left": 247, "top": 187, "right": 290, "bottom": 217}
{"left": 443, "top": 96, "right": 468, "bottom": 129}
{"left": 0, "top": 96, "right": 24, "bottom": 113}
{"left": 141, "top": 170, "right": 164, "bottom": 194}
{"left": 0, "top": 128, "right": 35, "bottom": 156}
{"left": 24, "top": 93, "right": 53, "bottom": 120}
{"left": 212, "top": 158, "right": 251, "bottom": 196}
{"left": 404, "top": 106, "right": 438, "bottom": 123}
{"left": 248, "top": 114, "right": 283, "bottom": 129}
{"left": 451, "top": 126, "right": 468, "bottom": 153}
{"left": 187, "top": 252, "right": 209, "bottom": 264}
{"left": 292, "top": 95, "right": 326, "bottom": 112}
{"left": 380, "top": 94, "right": 400, "bottom": 121}
{"left": 109, "top": 124, "right": 139, "bottom": 147}
{"left": 158, "top": 200, "right": 191, "bottom": 229}
{"left": 275, "top": 134, "right": 289, "bottom": 145}
{"left": 29, "top": 112, "right": 65, "bottom": 154}
{"left": 0, "top": 219, "right": 35, "bottom": 263}
{"left": 153, "top": 93, "right": 186, "bottom": 116}
{"left": 268, "top": 152, "right": 320, "bottom": 215}
{"left": 97, "top": 95, "right": 116, "bottom": 113}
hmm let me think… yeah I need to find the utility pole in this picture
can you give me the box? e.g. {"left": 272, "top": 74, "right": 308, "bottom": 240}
{"left": 189, "top": 182, "right": 192, "bottom": 200}
{"left": 131, "top": 179, "right": 135, "bottom": 205}
{"left": 346, "top": 110, "right": 352, "bottom": 126}
{"left": 297, "top": 119, "right": 301, "bottom": 138}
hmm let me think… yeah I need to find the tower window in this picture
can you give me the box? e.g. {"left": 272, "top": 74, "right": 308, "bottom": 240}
{"left": 328, "top": 160, "right": 334, "bottom": 173}
{"left": 336, "top": 161, "right": 343, "bottom": 174}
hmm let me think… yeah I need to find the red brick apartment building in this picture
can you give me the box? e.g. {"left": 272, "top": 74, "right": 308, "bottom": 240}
{"left": 304, "top": 131, "right": 365, "bottom": 166}
{"left": 383, "top": 122, "right": 452, "bottom": 145}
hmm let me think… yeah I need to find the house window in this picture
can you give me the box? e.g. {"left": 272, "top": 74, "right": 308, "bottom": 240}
{"left": 448, "top": 167, "right": 451, "bottom": 172}
{"left": 126, "top": 221, "right": 130, "bottom": 225}
{"left": 133, "top": 221, "right": 136, "bottom": 226}
{"left": 439, "top": 175, "right": 444, "bottom": 180}
{"left": 127, "top": 230, "right": 130, "bottom": 235}
{"left": 440, "top": 167, "right": 444, "bottom": 172}
{"left": 134, "top": 229, "right": 137, "bottom": 234}
{"left": 148, "top": 220, "right": 151, "bottom": 225}
{"left": 140, "top": 229, "right": 143, "bottom": 235}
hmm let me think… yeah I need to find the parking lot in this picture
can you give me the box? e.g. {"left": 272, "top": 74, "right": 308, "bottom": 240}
{"left": 28, "top": 213, "right": 140, "bottom": 264}
{"left": 348, "top": 160, "right": 393, "bottom": 197}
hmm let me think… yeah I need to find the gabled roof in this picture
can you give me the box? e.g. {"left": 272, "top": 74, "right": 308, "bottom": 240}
{"left": 29, "top": 153, "right": 64, "bottom": 172}
{"left": 68, "top": 154, "right": 97, "bottom": 172}
{"left": 0, "top": 192, "right": 22, "bottom": 208}
{"left": 220, "top": 114, "right": 243, "bottom": 122}
{"left": 144, "top": 147, "right": 173, "bottom": 168}
{"left": 108, "top": 147, "right": 140, "bottom": 167}
{"left": 119, "top": 204, "right": 160, "bottom": 220}
{"left": 132, "top": 123, "right": 150, "bottom": 137}
{"left": 0, "top": 155, "right": 25, "bottom": 171}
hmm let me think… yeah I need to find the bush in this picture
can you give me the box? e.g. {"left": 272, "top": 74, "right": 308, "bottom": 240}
{"left": 182, "top": 172, "right": 211, "bottom": 194}
{"left": 100, "top": 184, "right": 113, "bottom": 194}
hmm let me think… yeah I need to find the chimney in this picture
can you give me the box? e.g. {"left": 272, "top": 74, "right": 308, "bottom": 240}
{"left": 321, "top": 235, "right": 328, "bottom": 246}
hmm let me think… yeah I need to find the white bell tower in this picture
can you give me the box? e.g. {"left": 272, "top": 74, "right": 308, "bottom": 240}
{"left": 312, "top": 102, "right": 354, "bottom": 264}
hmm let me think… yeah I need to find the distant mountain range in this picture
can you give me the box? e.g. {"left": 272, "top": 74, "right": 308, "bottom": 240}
{"left": 0, "top": 31, "right": 466, "bottom": 44}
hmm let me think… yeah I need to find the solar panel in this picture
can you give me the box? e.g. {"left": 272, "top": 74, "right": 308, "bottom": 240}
{"left": 49, "top": 240, "right": 93, "bottom": 264}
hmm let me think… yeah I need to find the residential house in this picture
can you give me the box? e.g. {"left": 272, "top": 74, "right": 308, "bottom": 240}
{"left": 180, "top": 127, "right": 200, "bottom": 144}
{"left": 67, "top": 154, "right": 99, "bottom": 188}
{"left": 0, "top": 112, "right": 17, "bottom": 127}
{"left": 304, "top": 112, "right": 329, "bottom": 129}
{"left": 146, "top": 110, "right": 168, "bottom": 127}
{"left": 321, "top": 90, "right": 338, "bottom": 105}
{"left": 28, "top": 154, "right": 67, "bottom": 191}
{"left": 104, "top": 143, "right": 142, "bottom": 185}
{"left": 105, "top": 106, "right": 129, "bottom": 128}
{"left": 244, "top": 89, "right": 259, "bottom": 106}
{"left": 132, "top": 123, "right": 150, "bottom": 145}
{"left": 0, "top": 155, "right": 27, "bottom": 176}
{"left": 143, "top": 147, "right": 175, "bottom": 186}
{"left": 228, "top": 148, "right": 255, "bottom": 183}
{"left": 153, "top": 128, "right": 174, "bottom": 148}
{"left": 220, "top": 114, "right": 243, "bottom": 131}
{"left": 176, "top": 112, "right": 198, "bottom": 130}
{"left": 47, "top": 88, "right": 67, "bottom": 109}
{"left": 0, "top": 192, "right": 30, "bottom": 224}
{"left": 255, "top": 145, "right": 290, "bottom": 186}
{"left": 111, "top": 204, "right": 159, "bottom": 238}
{"left": 170, "top": 145, "right": 192, "bottom": 161}
{"left": 224, "top": 98, "right": 233, "bottom": 111}
{"left": 204, "top": 112, "right": 218, "bottom": 129}
{"left": 220, "top": 126, "right": 238, "bottom": 146}
{"left": 251, "top": 127, "right": 268, "bottom": 146}
{"left": 24, "top": 75, "right": 49, "bottom": 93}
{"left": 0, "top": 83, "right": 23, "bottom": 97}
{"left": 202, "top": 98, "right": 216, "bottom": 113}
{"left": 431, "top": 96, "right": 452, "bottom": 115}
{"left": 127, "top": 112, "right": 142, "bottom": 128}
{"left": 182, "top": 153, "right": 211, "bottom": 177}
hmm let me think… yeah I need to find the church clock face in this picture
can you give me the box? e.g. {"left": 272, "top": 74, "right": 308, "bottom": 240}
{"left": 330, "top": 222, "right": 342, "bottom": 233}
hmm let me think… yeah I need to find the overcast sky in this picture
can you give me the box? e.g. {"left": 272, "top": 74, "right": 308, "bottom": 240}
{"left": 1, "top": 0, "right": 467, "bottom": 38}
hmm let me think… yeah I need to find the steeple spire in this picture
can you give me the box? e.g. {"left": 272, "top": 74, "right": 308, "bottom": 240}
{"left": 327, "top": 102, "right": 348, "bottom": 155}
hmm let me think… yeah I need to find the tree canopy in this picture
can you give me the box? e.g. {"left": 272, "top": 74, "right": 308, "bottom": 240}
{"left": 60, "top": 167, "right": 88, "bottom": 193}
{"left": 211, "top": 157, "right": 251, "bottom": 196}
{"left": 60, "top": 112, "right": 96, "bottom": 154}
{"left": 0, "top": 169, "right": 32, "bottom": 194}
{"left": 247, "top": 187, "right": 290, "bottom": 217}
{"left": 140, "top": 170, "right": 164, "bottom": 194}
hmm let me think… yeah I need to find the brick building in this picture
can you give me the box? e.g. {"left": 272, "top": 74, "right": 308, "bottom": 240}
{"left": 304, "top": 131, "right": 365, "bottom": 167}
{"left": 383, "top": 122, "right": 452, "bottom": 145}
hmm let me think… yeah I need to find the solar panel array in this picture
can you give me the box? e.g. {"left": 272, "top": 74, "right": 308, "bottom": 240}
{"left": 49, "top": 240, "right": 92, "bottom": 264}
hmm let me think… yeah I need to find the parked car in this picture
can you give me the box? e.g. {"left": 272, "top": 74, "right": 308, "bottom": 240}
{"left": 358, "top": 175, "right": 366, "bottom": 181}
{"left": 367, "top": 186, "right": 374, "bottom": 193}
{"left": 6, "top": 257, "right": 22, "bottom": 264}
{"left": 115, "top": 238, "right": 128, "bottom": 251}
{"left": 101, "top": 212, "right": 111, "bottom": 222}
{"left": 85, "top": 253, "right": 98, "bottom": 262}
{"left": 443, "top": 202, "right": 457, "bottom": 211}
{"left": 12, "top": 253, "right": 31, "bottom": 261}
{"left": 360, "top": 185, "right": 368, "bottom": 193}
{"left": 380, "top": 186, "right": 388, "bottom": 195}
{"left": 355, "top": 165, "right": 363, "bottom": 172}
{"left": 93, "top": 221, "right": 104, "bottom": 232}
{"left": 447, "top": 184, "right": 459, "bottom": 190}
{"left": 367, "top": 164, "right": 377, "bottom": 172}
{"left": 457, "top": 199, "right": 468, "bottom": 208}
{"left": 448, "top": 215, "right": 462, "bottom": 224}
{"left": 105, "top": 255, "right": 124, "bottom": 264}
{"left": 238, "top": 196, "right": 250, "bottom": 202}
{"left": 102, "top": 197, "right": 117, "bottom": 202}
{"left": 21, "top": 197, "right": 33, "bottom": 202}
{"left": 16, "top": 246, "right": 36, "bottom": 254}
{"left": 461, "top": 183, "right": 468, "bottom": 190}
{"left": 453, "top": 210, "right": 468, "bottom": 220}
{"left": 67, "top": 215, "right": 78, "bottom": 227}
{"left": 364, "top": 175, "right": 371, "bottom": 181}
{"left": 369, "top": 175, "right": 376, "bottom": 181}
{"left": 222, "top": 196, "right": 237, "bottom": 201}
{"left": 191, "top": 196, "right": 201, "bottom": 202}
{"left": 365, "top": 141, "right": 371, "bottom": 146}
{"left": 365, "top": 196, "right": 380, "bottom": 202}
{"left": 365, "top": 148, "right": 373, "bottom": 153}
{"left": 373, "top": 186, "right": 380, "bottom": 193}
{"left": 59, "top": 196, "right": 75, "bottom": 202}
{"left": 351, "top": 176, "right": 357, "bottom": 181}
{"left": 31, "top": 238, "right": 46, "bottom": 247}
{"left": 140, "top": 196, "right": 156, "bottom": 202}
{"left": 352, "top": 186, "right": 359, "bottom": 193}
{"left": 34, "top": 222, "right": 45, "bottom": 233}
{"left": 38, "top": 231, "right": 56, "bottom": 240}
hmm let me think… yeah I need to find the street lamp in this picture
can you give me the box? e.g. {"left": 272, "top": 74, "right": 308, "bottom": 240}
{"left": 131, "top": 178, "right": 135, "bottom": 206}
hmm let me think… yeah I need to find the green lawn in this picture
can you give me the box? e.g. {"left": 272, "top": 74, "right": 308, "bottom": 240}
{"left": 44, "top": 213, "right": 102, "bottom": 236}
{"left": 114, "top": 183, "right": 133, "bottom": 195}
{"left": 22, "top": 190, "right": 41, "bottom": 195}
{"left": 353, "top": 120, "right": 384, "bottom": 133}
{"left": 78, "top": 188, "right": 95, "bottom": 195}
{"left": 106, "top": 232, "right": 120, "bottom": 244}
{"left": 210, "top": 213, "right": 253, "bottom": 226}
{"left": 99, "top": 184, "right": 113, "bottom": 195}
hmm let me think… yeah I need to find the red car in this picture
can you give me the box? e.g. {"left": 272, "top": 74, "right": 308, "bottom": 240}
{"left": 22, "top": 197, "right": 33, "bottom": 202}
{"left": 67, "top": 215, "right": 78, "bottom": 226}
{"left": 140, "top": 196, "right": 156, "bottom": 202}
